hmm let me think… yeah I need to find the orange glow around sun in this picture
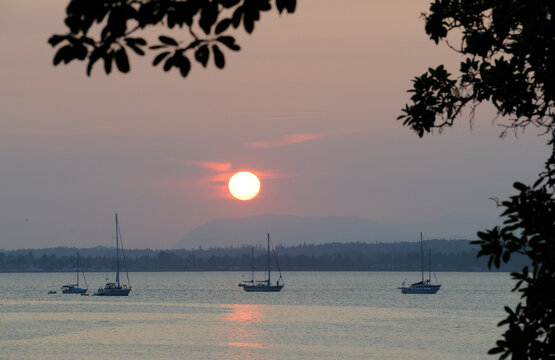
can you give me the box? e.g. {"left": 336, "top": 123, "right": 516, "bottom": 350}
{"left": 228, "top": 171, "right": 260, "bottom": 200}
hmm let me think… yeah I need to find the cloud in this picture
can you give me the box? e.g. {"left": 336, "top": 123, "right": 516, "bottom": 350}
{"left": 187, "top": 160, "right": 290, "bottom": 180}
{"left": 184, "top": 160, "right": 292, "bottom": 200}
{"left": 256, "top": 170, "right": 293, "bottom": 180}
{"left": 246, "top": 128, "right": 359, "bottom": 149}
{"left": 200, "top": 172, "right": 234, "bottom": 183}
{"left": 198, "top": 169, "right": 291, "bottom": 185}
{"left": 187, "top": 160, "right": 232, "bottom": 172}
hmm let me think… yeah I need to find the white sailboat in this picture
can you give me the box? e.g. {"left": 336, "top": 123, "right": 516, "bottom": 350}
{"left": 238, "top": 233, "right": 284, "bottom": 292}
{"left": 399, "top": 233, "right": 441, "bottom": 294}
{"left": 61, "top": 251, "right": 88, "bottom": 294}
{"left": 93, "top": 214, "right": 131, "bottom": 296}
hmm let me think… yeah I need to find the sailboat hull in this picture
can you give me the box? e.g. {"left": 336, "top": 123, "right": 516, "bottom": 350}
{"left": 61, "top": 285, "right": 87, "bottom": 294}
{"left": 400, "top": 285, "right": 441, "bottom": 294}
{"left": 93, "top": 287, "right": 131, "bottom": 296}
{"left": 241, "top": 284, "right": 284, "bottom": 292}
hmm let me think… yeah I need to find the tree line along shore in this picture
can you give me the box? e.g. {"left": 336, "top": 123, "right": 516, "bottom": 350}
{"left": 0, "top": 240, "right": 528, "bottom": 272}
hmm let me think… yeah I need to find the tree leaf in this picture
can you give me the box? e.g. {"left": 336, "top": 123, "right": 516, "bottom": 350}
{"left": 178, "top": 56, "right": 191, "bottom": 77}
{"left": 215, "top": 19, "right": 231, "bottom": 34}
{"left": 163, "top": 56, "right": 174, "bottom": 72}
{"left": 276, "top": 0, "right": 296, "bottom": 14}
{"left": 231, "top": 6, "right": 243, "bottom": 28}
{"left": 53, "top": 45, "right": 73, "bottom": 65}
{"left": 184, "top": 39, "right": 202, "bottom": 51}
{"left": 127, "top": 43, "right": 145, "bottom": 56}
{"left": 125, "top": 37, "right": 147, "bottom": 46}
{"left": 194, "top": 45, "right": 209, "bottom": 68}
{"left": 159, "top": 36, "right": 178, "bottom": 46}
{"left": 153, "top": 51, "right": 170, "bottom": 66}
{"left": 243, "top": 14, "right": 255, "bottom": 34}
{"left": 212, "top": 44, "right": 225, "bottom": 69}
{"left": 488, "top": 347, "right": 505, "bottom": 355}
{"left": 513, "top": 182, "right": 527, "bottom": 192}
{"left": 86, "top": 48, "right": 103, "bottom": 76}
{"left": 216, "top": 36, "right": 240, "bottom": 51}
{"left": 48, "top": 35, "right": 66, "bottom": 47}
{"left": 133, "top": 38, "right": 147, "bottom": 46}
{"left": 115, "top": 48, "right": 130, "bottom": 73}
{"left": 103, "top": 52, "right": 113, "bottom": 74}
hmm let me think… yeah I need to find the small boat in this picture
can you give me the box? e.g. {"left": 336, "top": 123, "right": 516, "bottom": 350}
{"left": 48, "top": 290, "right": 56, "bottom": 294}
{"left": 398, "top": 232, "right": 441, "bottom": 294}
{"left": 61, "top": 251, "right": 88, "bottom": 294}
{"left": 238, "top": 233, "right": 284, "bottom": 292}
{"left": 93, "top": 213, "right": 131, "bottom": 296}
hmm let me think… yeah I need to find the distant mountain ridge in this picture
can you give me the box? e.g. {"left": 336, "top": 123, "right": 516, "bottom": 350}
{"left": 175, "top": 213, "right": 498, "bottom": 248}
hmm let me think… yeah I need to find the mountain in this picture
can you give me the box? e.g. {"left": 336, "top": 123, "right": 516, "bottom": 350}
{"left": 420, "top": 211, "right": 500, "bottom": 239}
{"left": 174, "top": 213, "right": 499, "bottom": 248}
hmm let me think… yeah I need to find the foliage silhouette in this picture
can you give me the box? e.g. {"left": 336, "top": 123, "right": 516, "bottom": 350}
{"left": 49, "top": 0, "right": 296, "bottom": 77}
{"left": 399, "top": 1, "right": 554, "bottom": 358}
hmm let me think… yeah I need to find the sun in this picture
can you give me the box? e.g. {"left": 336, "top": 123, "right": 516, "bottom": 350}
{"left": 228, "top": 172, "right": 261, "bottom": 200}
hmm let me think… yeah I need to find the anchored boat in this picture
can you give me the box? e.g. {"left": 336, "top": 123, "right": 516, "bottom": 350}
{"left": 398, "top": 232, "right": 441, "bottom": 294}
{"left": 239, "top": 233, "right": 284, "bottom": 292}
{"left": 93, "top": 213, "right": 131, "bottom": 296}
{"left": 61, "top": 251, "right": 88, "bottom": 294}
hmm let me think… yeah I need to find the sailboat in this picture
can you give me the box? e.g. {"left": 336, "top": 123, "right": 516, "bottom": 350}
{"left": 93, "top": 213, "right": 131, "bottom": 296}
{"left": 398, "top": 232, "right": 441, "bottom": 294}
{"left": 61, "top": 251, "right": 88, "bottom": 294}
{"left": 238, "top": 233, "right": 284, "bottom": 292}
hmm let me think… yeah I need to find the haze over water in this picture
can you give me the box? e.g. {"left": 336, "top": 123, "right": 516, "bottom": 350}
{"left": 1, "top": 272, "right": 517, "bottom": 359}
{"left": 0, "top": 0, "right": 547, "bottom": 250}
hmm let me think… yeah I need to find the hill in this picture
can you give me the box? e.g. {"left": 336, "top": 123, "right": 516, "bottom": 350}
{"left": 175, "top": 213, "right": 498, "bottom": 248}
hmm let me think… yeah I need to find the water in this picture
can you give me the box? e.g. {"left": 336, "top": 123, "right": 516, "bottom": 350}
{"left": 0, "top": 272, "right": 518, "bottom": 359}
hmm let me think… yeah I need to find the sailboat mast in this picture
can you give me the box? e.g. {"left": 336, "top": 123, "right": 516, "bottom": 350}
{"left": 420, "top": 232, "right": 424, "bottom": 284}
{"left": 429, "top": 249, "right": 431, "bottom": 282}
{"left": 267, "top": 233, "right": 271, "bottom": 285}
{"left": 115, "top": 213, "right": 120, "bottom": 287}
{"left": 251, "top": 246, "right": 254, "bottom": 282}
{"left": 76, "top": 252, "right": 79, "bottom": 286}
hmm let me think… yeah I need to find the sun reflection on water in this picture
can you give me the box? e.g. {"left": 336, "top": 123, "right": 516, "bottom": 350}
{"left": 223, "top": 304, "right": 265, "bottom": 356}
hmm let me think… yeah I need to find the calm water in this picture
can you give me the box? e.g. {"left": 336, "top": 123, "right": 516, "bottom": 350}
{"left": 0, "top": 272, "right": 517, "bottom": 360}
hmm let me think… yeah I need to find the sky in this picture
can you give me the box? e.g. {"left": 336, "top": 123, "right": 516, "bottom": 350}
{"left": 0, "top": 0, "right": 549, "bottom": 250}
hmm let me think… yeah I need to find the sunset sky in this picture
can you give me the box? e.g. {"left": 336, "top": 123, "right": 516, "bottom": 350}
{"left": 0, "top": 0, "right": 548, "bottom": 249}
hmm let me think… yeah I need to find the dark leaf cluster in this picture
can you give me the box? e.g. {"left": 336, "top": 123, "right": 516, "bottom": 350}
{"left": 399, "top": 0, "right": 554, "bottom": 137}
{"left": 49, "top": 0, "right": 296, "bottom": 77}
{"left": 471, "top": 180, "right": 555, "bottom": 359}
